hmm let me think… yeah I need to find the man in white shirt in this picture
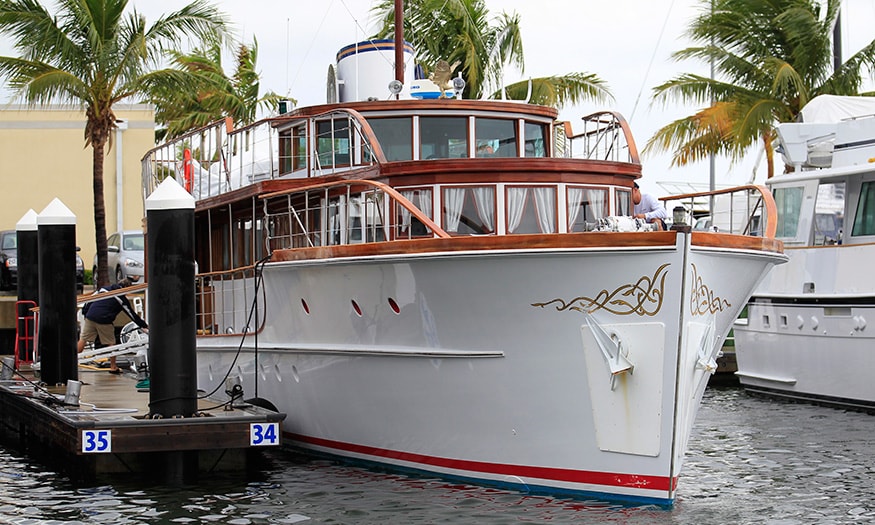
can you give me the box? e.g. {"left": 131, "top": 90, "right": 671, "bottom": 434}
{"left": 632, "top": 182, "right": 668, "bottom": 228}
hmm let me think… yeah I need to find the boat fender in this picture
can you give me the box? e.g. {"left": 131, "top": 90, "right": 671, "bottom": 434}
{"left": 244, "top": 397, "right": 279, "bottom": 413}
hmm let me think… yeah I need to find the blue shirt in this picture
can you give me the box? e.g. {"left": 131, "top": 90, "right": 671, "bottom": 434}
{"left": 83, "top": 284, "right": 147, "bottom": 328}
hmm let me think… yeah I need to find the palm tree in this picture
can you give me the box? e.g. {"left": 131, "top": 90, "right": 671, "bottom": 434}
{"left": 0, "top": 0, "right": 229, "bottom": 286}
{"left": 371, "top": 0, "right": 610, "bottom": 107}
{"left": 647, "top": 0, "right": 875, "bottom": 178}
{"left": 153, "top": 37, "right": 288, "bottom": 141}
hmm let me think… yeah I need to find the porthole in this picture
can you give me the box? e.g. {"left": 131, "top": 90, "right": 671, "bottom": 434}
{"left": 388, "top": 297, "right": 400, "bottom": 314}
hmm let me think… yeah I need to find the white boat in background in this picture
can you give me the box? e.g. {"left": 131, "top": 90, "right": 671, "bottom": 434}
{"left": 734, "top": 95, "right": 875, "bottom": 411}
{"left": 140, "top": 38, "right": 786, "bottom": 505}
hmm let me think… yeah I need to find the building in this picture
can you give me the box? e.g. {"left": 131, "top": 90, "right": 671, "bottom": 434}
{"left": 0, "top": 104, "right": 155, "bottom": 274}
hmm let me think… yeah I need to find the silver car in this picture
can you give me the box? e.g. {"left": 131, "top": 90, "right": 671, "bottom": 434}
{"left": 93, "top": 230, "right": 145, "bottom": 284}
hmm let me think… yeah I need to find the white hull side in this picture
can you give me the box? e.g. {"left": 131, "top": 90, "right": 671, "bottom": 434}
{"left": 196, "top": 241, "right": 782, "bottom": 504}
{"left": 734, "top": 244, "right": 875, "bottom": 409}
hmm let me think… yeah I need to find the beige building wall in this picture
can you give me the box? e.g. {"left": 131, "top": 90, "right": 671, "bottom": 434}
{"left": 0, "top": 104, "right": 155, "bottom": 272}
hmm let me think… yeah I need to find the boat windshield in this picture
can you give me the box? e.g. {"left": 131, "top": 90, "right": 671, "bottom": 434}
{"left": 774, "top": 186, "right": 804, "bottom": 238}
{"left": 852, "top": 181, "right": 875, "bottom": 237}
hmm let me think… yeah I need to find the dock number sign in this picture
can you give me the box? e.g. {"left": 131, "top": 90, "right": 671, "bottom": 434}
{"left": 82, "top": 429, "right": 112, "bottom": 453}
{"left": 250, "top": 422, "right": 280, "bottom": 446}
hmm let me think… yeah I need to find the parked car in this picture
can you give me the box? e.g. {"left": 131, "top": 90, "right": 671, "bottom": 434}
{"left": 93, "top": 230, "right": 145, "bottom": 284}
{"left": 0, "top": 230, "right": 16, "bottom": 291}
{"left": 0, "top": 229, "right": 85, "bottom": 293}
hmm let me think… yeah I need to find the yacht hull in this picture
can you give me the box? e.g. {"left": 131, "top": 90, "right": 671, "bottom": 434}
{"left": 196, "top": 235, "right": 784, "bottom": 504}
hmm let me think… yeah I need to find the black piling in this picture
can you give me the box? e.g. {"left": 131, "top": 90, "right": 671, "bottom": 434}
{"left": 146, "top": 178, "right": 197, "bottom": 420}
{"left": 36, "top": 199, "right": 78, "bottom": 386}
{"left": 15, "top": 210, "right": 39, "bottom": 363}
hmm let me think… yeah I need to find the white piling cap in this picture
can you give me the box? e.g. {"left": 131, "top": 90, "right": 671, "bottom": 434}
{"left": 146, "top": 177, "right": 195, "bottom": 210}
{"left": 37, "top": 198, "right": 76, "bottom": 225}
{"left": 16, "top": 209, "right": 38, "bottom": 231}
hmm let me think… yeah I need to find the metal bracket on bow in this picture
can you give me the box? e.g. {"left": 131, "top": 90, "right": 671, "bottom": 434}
{"left": 584, "top": 312, "right": 634, "bottom": 390}
{"left": 696, "top": 318, "right": 719, "bottom": 374}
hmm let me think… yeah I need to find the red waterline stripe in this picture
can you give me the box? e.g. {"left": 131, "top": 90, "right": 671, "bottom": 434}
{"left": 289, "top": 432, "right": 675, "bottom": 492}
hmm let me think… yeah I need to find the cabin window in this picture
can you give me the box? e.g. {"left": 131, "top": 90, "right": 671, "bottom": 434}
{"left": 506, "top": 186, "right": 557, "bottom": 233}
{"left": 442, "top": 186, "right": 495, "bottom": 234}
{"left": 293, "top": 125, "right": 307, "bottom": 171}
{"left": 279, "top": 130, "right": 292, "bottom": 174}
{"left": 524, "top": 122, "right": 547, "bottom": 157}
{"left": 567, "top": 186, "right": 608, "bottom": 231}
{"left": 421, "top": 117, "right": 468, "bottom": 159}
{"left": 616, "top": 188, "right": 632, "bottom": 216}
{"left": 774, "top": 186, "right": 804, "bottom": 238}
{"left": 397, "top": 187, "right": 433, "bottom": 237}
{"left": 325, "top": 192, "right": 387, "bottom": 245}
{"left": 326, "top": 196, "right": 346, "bottom": 245}
{"left": 475, "top": 118, "right": 517, "bottom": 157}
{"left": 852, "top": 181, "right": 875, "bottom": 236}
{"left": 316, "top": 118, "right": 351, "bottom": 168}
{"left": 813, "top": 182, "right": 844, "bottom": 245}
{"left": 368, "top": 117, "right": 413, "bottom": 161}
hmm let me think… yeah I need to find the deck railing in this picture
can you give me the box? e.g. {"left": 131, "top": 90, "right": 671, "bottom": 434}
{"left": 261, "top": 179, "right": 448, "bottom": 252}
{"left": 566, "top": 111, "right": 641, "bottom": 164}
{"left": 141, "top": 109, "right": 385, "bottom": 201}
{"left": 661, "top": 185, "right": 778, "bottom": 237}
{"left": 195, "top": 266, "right": 262, "bottom": 336}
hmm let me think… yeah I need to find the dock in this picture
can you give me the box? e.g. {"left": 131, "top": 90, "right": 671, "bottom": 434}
{"left": 0, "top": 364, "right": 285, "bottom": 481}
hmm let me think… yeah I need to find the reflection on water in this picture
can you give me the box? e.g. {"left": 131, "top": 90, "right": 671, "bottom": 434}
{"left": 1, "top": 387, "right": 874, "bottom": 524}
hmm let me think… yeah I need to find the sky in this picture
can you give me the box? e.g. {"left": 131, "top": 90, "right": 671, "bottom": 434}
{"left": 11, "top": 0, "right": 875, "bottom": 197}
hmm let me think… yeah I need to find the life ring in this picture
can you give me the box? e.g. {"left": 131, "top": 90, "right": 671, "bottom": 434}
{"left": 183, "top": 148, "right": 193, "bottom": 193}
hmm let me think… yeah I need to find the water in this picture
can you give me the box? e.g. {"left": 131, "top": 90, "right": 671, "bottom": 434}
{"left": 2, "top": 387, "right": 875, "bottom": 524}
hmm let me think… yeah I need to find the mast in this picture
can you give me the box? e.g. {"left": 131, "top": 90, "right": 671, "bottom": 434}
{"left": 394, "top": 0, "right": 404, "bottom": 98}
{"left": 833, "top": 8, "right": 842, "bottom": 72}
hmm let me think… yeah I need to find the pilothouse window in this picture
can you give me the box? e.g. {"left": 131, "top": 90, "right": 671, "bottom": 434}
{"left": 475, "top": 118, "right": 517, "bottom": 157}
{"left": 421, "top": 117, "right": 468, "bottom": 159}
{"left": 524, "top": 122, "right": 547, "bottom": 157}
{"left": 316, "top": 119, "right": 351, "bottom": 168}
{"left": 368, "top": 117, "right": 413, "bottom": 161}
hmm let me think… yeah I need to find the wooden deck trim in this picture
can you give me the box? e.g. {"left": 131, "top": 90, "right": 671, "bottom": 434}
{"left": 267, "top": 230, "right": 782, "bottom": 263}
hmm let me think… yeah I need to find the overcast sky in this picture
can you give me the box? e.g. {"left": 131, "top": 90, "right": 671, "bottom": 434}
{"left": 12, "top": 0, "right": 875, "bottom": 195}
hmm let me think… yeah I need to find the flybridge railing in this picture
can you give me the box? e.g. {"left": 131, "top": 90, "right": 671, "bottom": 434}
{"left": 565, "top": 111, "right": 641, "bottom": 164}
{"left": 662, "top": 185, "right": 778, "bottom": 237}
{"left": 141, "top": 109, "right": 386, "bottom": 201}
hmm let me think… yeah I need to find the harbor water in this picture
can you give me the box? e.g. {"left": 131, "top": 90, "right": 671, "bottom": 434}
{"left": 1, "top": 386, "right": 874, "bottom": 524}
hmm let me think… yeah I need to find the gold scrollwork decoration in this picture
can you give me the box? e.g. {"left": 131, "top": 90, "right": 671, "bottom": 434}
{"left": 690, "top": 263, "right": 731, "bottom": 315}
{"left": 531, "top": 263, "right": 670, "bottom": 317}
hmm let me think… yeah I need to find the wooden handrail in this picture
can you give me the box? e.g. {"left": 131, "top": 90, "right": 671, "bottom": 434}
{"left": 661, "top": 184, "right": 778, "bottom": 239}
{"left": 260, "top": 179, "right": 451, "bottom": 239}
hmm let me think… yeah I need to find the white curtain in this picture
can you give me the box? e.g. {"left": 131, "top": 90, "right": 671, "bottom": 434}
{"left": 533, "top": 187, "right": 556, "bottom": 233}
{"left": 400, "top": 190, "right": 414, "bottom": 232}
{"left": 419, "top": 189, "right": 433, "bottom": 222}
{"left": 443, "top": 188, "right": 465, "bottom": 232}
{"left": 507, "top": 188, "right": 528, "bottom": 233}
{"left": 587, "top": 189, "right": 607, "bottom": 220}
{"left": 567, "top": 187, "right": 584, "bottom": 231}
{"left": 472, "top": 187, "right": 495, "bottom": 232}
{"left": 400, "top": 189, "right": 434, "bottom": 234}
